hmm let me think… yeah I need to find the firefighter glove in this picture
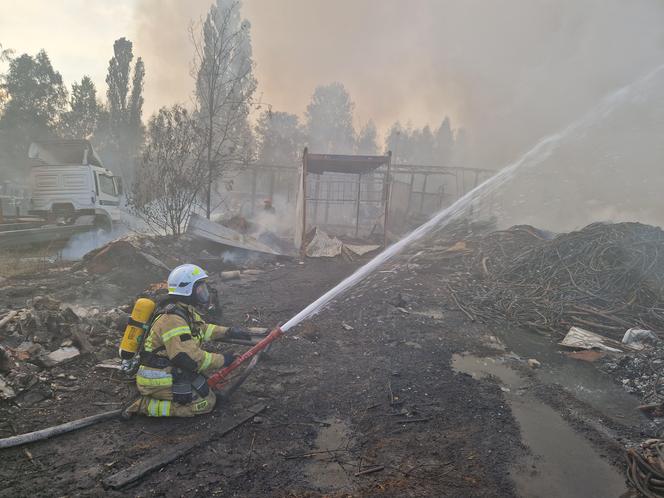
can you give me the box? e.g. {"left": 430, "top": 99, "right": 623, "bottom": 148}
{"left": 227, "top": 326, "right": 252, "bottom": 341}
{"left": 223, "top": 352, "right": 238, "bottom": 366}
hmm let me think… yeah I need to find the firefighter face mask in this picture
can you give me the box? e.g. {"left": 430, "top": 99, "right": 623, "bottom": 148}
{"left": 193, "top": 280, "right": 210, "bottom": 306}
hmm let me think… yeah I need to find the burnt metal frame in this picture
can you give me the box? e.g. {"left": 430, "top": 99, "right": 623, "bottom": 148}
{"left": 300, "top": 148, "right": 392, "bottom": 250}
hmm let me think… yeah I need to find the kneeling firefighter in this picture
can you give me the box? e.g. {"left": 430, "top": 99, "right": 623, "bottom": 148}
{"left": 124, "top": 264, "right": 251, "bottom": 417}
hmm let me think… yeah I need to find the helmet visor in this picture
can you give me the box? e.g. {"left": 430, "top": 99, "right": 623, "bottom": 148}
{"left": 194, "top": 280, "right": 210, "bottom": 305}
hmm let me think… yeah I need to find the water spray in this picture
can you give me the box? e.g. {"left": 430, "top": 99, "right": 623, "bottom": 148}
{"left": 1, "top": 66, "right": 662, "bottom": 451}
{"left": 207, "top": 63, "right": 664, "bottom": 389}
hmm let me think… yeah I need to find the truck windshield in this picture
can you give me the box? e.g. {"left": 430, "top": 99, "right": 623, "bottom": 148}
{"left": 97, "top": 174, "right": 117, "bottom": 196}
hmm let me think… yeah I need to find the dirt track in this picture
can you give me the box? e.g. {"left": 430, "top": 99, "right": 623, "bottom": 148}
{"left": 0, "top": 245, "right": 636, "bottom": 496}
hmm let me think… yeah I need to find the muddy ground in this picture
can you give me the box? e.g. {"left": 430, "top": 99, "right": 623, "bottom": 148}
{"left": 0, "top": 233, "right": 650, "bottom": 497}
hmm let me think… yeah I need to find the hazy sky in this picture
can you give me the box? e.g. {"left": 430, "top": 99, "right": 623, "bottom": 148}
{"left": 2, "top": 0, "right": 664, "bottom": 166}
{"left": 1, "top": 0, "right": 456, "bottom": 129}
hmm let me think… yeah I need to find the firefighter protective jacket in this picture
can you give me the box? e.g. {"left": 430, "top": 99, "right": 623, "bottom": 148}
{"left": 136, "top": 303, "right": 230, "bottom": 391}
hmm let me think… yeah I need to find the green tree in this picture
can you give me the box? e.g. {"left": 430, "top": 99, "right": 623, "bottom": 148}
{"left": 412, "top": 125, "right": 435, "bottom": 165}
{"left": 453, "top": 127, "right": 468, "bottom": 167}
{"left": 434, "top": 117, "right": 454, "bottom": 166}
{"left": 100, "top": 37, "right": 145, "bottom": 181}
{"left": 0, "top": 43, "right": 14, "bottom": 108}
{"left": 385, "top": 122, "right": 411, "bottom": 163}
{"left": 385, "top": 118, "right": 457, "bottom": 166}
{"left": 59, "top": 76, "right": 99, "bottom": 139}
{"left": 255, "top": 110, "right": 304, "bottom": 165}
{"left": 305, "top": 82, "right": 356, "bottom": 154}
{"left": 356, "top": 120, "right": 378, "bottom": 155}
{"left": 0, "top": 50, "right": 67, "bottom": 178}
{"left": 192, "top": 0, "right": 257, "bottom": 218}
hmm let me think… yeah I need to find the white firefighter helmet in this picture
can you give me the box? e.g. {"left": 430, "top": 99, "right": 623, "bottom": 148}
{"left": 167, "top": 264, "right": 208, "bottom": 297}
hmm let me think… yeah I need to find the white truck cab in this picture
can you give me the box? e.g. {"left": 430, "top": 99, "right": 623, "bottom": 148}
{"left": 28, "top": 140, "right": 123, "bottom": 228}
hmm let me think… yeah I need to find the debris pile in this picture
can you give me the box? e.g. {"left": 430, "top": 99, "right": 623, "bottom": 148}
{"left": 600, "top": 348, "right": 664, "bottom": 404}
{"left": 447, "top": 222, "right": 664, "bottom": 339}
{"left": 304, "top": 227, "right": 380, "bottom": 259}
{"left": 0, "top": 296, "right": 126, "bottom": 404}
{"left": 627, "top": 439, "right": 664, "bottom": 497}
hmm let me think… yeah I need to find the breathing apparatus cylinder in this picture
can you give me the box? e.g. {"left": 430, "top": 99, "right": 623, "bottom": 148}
{"left": 119, "top": 298, "right": 157, "bottom": 360}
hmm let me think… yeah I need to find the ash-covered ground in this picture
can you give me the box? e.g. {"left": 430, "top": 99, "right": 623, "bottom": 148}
{"left": 0, "top": 225, "right": 657, "bottom": 496}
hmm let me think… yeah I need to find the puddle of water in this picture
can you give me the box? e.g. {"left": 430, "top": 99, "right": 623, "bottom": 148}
{"left": 453, "top": 354, "right": 628, "bottom": 498}
{"left": 452, "top": 354, "right": 522, "bottom": 387}
{"left": 497, "top": 327, "right": 643, "bottom": 426}
{"left": 304, "top": 417, "right": 355, "bottom": 491}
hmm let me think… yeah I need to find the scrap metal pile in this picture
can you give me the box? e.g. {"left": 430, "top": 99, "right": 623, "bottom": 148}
{"left": 446, "top": 222, "right": 664, "bottom": 339}
{"left": 627, "top": 439, "right": 664, "bottom": 498}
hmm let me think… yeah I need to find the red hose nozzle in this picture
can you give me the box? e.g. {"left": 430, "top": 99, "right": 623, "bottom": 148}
{"left": 207, "top": 326, "right": 284, "bottom": 389}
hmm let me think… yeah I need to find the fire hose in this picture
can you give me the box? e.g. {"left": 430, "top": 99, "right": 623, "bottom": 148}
{"left": 207, "top": 326, "right": 284, "bottom": 390}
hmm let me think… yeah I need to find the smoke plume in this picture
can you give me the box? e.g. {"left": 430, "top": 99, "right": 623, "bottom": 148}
{"left": 132, "top": 0, "right": 664, "bottom": 169}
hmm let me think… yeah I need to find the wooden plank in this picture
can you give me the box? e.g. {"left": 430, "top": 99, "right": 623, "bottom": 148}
{"left": 0, "top": 409, "right": 122, "bottom": 449}
{"left": 103, "top": 403, "right": 265, "bottom": 489}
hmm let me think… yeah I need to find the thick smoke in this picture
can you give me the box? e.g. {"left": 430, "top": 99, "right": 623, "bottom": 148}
{"left": 132, "top": 0, "right": 664, "bottom": 169}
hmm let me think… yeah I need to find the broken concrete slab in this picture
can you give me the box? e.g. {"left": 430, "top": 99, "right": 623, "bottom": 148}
{"left": 0, "top": 374, "right": 16, "bottom": 399}
{"left": 38, "top": 346, "right": 80, "bottom": 368}
{"left": 187, "top": 213, "right": 281, "bottom": 256}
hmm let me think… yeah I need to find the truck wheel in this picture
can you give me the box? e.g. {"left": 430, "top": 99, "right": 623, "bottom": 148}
{"left": 95, "top": 214, "right": 113, "bottom": 232}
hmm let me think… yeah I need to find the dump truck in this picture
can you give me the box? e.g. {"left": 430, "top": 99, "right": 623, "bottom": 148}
{"left": 28, "top": 139, "right": 123, "bottom": 229}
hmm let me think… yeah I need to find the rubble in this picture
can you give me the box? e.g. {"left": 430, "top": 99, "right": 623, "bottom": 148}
{"left": 81, "top": 239, "right": 169, "bottom": 275}
{"left": 626, "top": 439, "right": 664, "bottom": 496}
{"left": 444, "top": 222, "right": 664, "bottom": 339}
{"left": 0, "top": 375, "right": 16, "bottom": 399}
{"left": 0, "top": 294, "right": 125, "bottom": 404}
{"left": 408, "top": 221, "right": 664, "bottom": 406}
{"left": 305, "top": 227, "right": 380, "bottom": 259}
{"left": 599, "top": 348, "right": 664, "bottom": 403}
{"left": 39, "top": 346, "right": 81, "bottom": 368}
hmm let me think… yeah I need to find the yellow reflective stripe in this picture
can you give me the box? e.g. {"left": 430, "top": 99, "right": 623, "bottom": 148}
{"left": 147, "top": 399, "right": 159, "bottom": 416}
{"left": 137, "top": 375, "right": 172, "bottom": 387}
{"left": 161, "top": 326, "right": 190, "bottom": 343}
{"left": 199, "top": 351, "right": 213, "bottom": 372}
{"left": 144, "top": 331, "right": 155, "bottom": 352}
{"left": 203, "top": 324, "right": 216, "bottom": 341}
{"left": 147, "top": 399, "right": 171, "bottom": 417}
{"left": 168, "top": 286, "right": 176, "bottom": 293}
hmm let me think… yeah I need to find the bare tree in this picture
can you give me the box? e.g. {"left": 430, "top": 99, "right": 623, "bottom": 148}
{"left": 130, "top": 105, "right": 205, "bottom": 235}
{"left": 190, "top": 0, "right": 257, "bottom": 218}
